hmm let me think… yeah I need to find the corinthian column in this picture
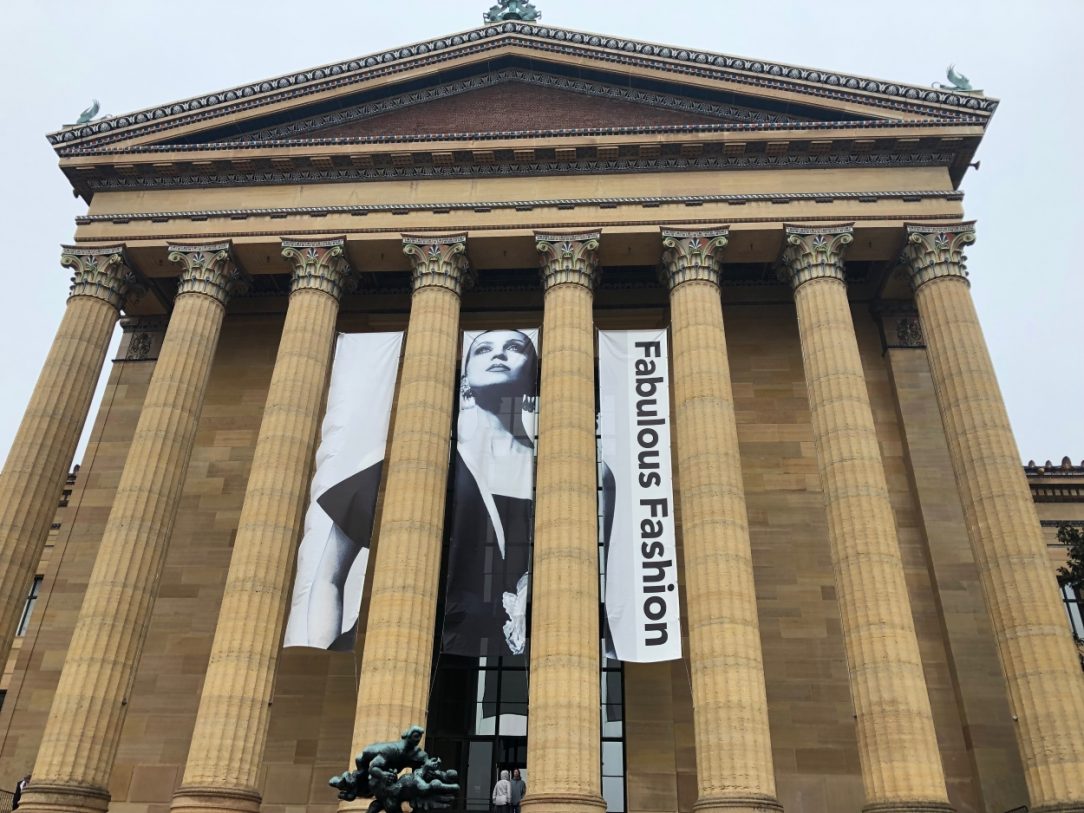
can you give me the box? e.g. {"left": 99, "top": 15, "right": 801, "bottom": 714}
{"left": 172, "top": 239, "right": 356, "bottom": 813}
{"left": 902, "top": 223, "right": 1084, "bottom": 813}
{"left": 20, "top": 243, "right": 248, "bottom": 813}
{"left": 778, "top": 225, "right": 951, "bottom": 813}
{"left": 0, "top": 246, "right": 139, "bottom": 665}
{"left": 660, "top": 229, "right": 781, "bottom": 813}
{"left": 522, "top": 232, "right": 605, "bottom": 813}
{"left": 348, "top": 234, "right": 471, "bottom": 755}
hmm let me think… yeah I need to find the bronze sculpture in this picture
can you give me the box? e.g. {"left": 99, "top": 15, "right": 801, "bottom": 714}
{"left": 331, "top": 726, "right": 460, "bottom": 813}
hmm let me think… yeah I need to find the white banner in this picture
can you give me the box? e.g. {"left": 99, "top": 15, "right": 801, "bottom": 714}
{"left": 283, "top": 332, "right": 403, "bottom": 650}
{"left": 599, "top": 329, "right": 682, "bottom": 662}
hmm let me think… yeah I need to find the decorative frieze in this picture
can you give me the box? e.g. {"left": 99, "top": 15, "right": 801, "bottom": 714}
{"left": 60, "top": 245, "right": 142, "bottom": 311}
{"left": 281, "top": 238, "right": 356, "bottom": 301}
{"left": 402, "top": 233, "right": 474, "bottom": 294}
{"left": 660, "top": 227, "right": 729, "bottom": 289}
{"left": 777, "top": 224, "right": 854, "bottom": 291}
{"left": 119, "top": 317, "right": 168, "bottom": 361}
{"left": 167, "top": 242, "right": 250, "bottom": 305}
{"left": 536, "top": 232, "right": 601, "bottom": 290}
{"left": 901, "top": 222, "right": 977, "bottom": 290}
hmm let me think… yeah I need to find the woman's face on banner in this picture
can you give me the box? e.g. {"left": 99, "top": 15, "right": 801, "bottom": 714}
{"left": 465, "top": 330, "right": 533, "bottom": 394}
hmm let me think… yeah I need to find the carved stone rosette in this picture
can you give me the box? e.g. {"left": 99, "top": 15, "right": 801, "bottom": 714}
{"left": 402, "top": 233, "right": 474, "bottom": 294}
{"left": 660, "top": 227, "right": 729, "bottom": 289}
{"left": 168, "top": 242, "right": 250, "bottom": 305}
{"left": 778, "top": 224, "right": 854, "bottom": 290}
{"left": 900, "top": 222, "right": 976, "bottom": 290}
{"left": 61, "top": 244, "right": 142, "bottom": 311}
{"left": 281, "top": 237, "right": 356, "bottom": 300}
{"left": 536, "top": 231, "right": 601, "bottom": 290}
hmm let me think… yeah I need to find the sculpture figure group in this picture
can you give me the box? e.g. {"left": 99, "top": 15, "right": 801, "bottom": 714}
{"left": 331, "top": 726, "right": 460, "bottom": 813}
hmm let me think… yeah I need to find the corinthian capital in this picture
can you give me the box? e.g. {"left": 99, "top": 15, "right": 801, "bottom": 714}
{"left": 402, "top": 234, "right": 474, "bottom": 295}
{"left": 777, "top": 224, "right": 854, "bottom": 292}
{"left": 660, "top": 228, "right": 729, "bottom": 290}
{"left": 900, "top": 222, "right": 977, "bottom": 291}
{"left": 61, "top": 244, "right": 143, "bottom": 311}
{"left": 167, "top": 242, "right": 250, "bottom": 306}
{"left": 281, "top": 238, "right": 357, "bottom": 301}
{"left": 536, "top": 231, "right": 601, "bottom": 291}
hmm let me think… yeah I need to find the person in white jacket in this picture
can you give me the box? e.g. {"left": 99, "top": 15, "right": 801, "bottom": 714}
{"left": 492, "top": 769, "right": 512, "bottom": 813}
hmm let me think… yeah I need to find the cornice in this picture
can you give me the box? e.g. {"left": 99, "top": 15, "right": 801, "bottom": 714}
{"left": 64, "top": 143, "right": 968, "bottom": 196}
{"left": 48, "top": 23, "right": 996, "bottom": 151}
{"left": 74, "top": 189, "right": 963, "bottom": 226}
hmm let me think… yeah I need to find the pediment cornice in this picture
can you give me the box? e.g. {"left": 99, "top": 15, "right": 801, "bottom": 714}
{"left": 48, "top": 21, "right": 996, "bottom": 153}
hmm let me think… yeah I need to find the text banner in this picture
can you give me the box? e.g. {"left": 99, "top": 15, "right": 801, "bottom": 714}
{"left": 599, "top": 329, "right": 682, "bottom": 662}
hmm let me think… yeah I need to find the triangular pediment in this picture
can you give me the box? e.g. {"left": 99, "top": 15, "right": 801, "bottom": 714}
{"left": 223, "top": 71, "right": 823, "bottom": 144}
{"left": 49, "top": 21, "right": 996, "bottom": 154}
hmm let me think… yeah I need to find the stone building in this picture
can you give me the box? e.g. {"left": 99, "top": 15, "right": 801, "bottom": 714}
{"left": 1, "top": 6, "right": 1083, "bottom": 813}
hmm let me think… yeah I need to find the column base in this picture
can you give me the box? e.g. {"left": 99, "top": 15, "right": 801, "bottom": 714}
{"left": 1032, "top": 805, "right": 1084, "bottom": 813}
{"left": 694, "top": 794, "right": 784, "bottom": 813}
{"left": 520, "top": 792, "right": 607, "bottom": 813}
{"left": 16, "top": 783, "right": 110, "bottom": 813}
{"left": 862, "top": 802, "right": 954, "bottom": 813}
{"left": 171, "top": 785, "right": 263, "bottom": 813}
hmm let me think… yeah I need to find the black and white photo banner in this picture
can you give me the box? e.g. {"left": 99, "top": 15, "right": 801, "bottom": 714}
{"left": 442, "top": 328, "right": 539, "bottom": 658}
{"left": 283, "top": 332, "right": 403, "bottom": 650}
{"left": 599, "top": 329, "right": 683, "bottom": 662}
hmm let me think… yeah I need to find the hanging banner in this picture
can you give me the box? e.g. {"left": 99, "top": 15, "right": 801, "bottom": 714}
{"left": 442, "top": 328, "right": 539, "bottom": 658}
{"left": 283, "top": 332, "right": 403, "bottom": 651}
{"left": 599, "top": 329, "right": 682, "bottom": 662}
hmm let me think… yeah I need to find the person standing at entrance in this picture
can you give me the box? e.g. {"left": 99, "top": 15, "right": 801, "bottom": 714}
{"left": 509, "top": 769, "right": 526, "bottom": 813}
{"left": 492, "top": 769, "right": 511, "bottom": 813}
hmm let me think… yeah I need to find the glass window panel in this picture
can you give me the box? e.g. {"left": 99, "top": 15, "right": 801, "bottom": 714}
{"left": 601, "top": 740, "right": 623, "bottom": 776}
{"left": 602, "top": 776, "right": 626, "bottom": 812}
{"left": 466, "top": 741, "right": 494, "bottom": 811}
{"left": 1068, "top": 598, "right": 1084, "bottom": 638}
{"left": 602, "top": 716, "right": 624, "bottom": 738}
{"left": 500, "top": 670, "right": 528, "bottom": 703}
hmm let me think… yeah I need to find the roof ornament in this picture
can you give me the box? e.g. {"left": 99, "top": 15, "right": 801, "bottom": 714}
{"left": 483, "top": 0, "right": 540, "bottom": 22}
{"left": 933, "top": 64, "right": 980, "bottom": 94}
{"left": 71, "top": 99, "right": 100, "bottom": 126}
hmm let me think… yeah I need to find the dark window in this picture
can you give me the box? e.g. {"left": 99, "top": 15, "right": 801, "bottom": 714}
{"left": 16, "top": 576, "right": 43, "bottom": 637}
{"left": 1062, "top": 583, "right": 1083, "bottom": 641}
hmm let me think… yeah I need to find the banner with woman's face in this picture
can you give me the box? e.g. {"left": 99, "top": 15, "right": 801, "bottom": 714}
{"left": 441, "top": 328, "right": 539, "bottom": 658}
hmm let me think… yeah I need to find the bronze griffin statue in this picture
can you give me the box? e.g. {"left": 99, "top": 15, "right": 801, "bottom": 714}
{"left": 330, "top": 726, "right": 460, "bottom": 813}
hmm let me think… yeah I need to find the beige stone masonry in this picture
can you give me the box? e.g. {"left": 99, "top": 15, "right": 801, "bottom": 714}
{"left": 0, "top": 246, "right": 138, "bottom": 667}
{"left": 660, "top": 228, "right": 781, "bottom": 813}
{"left": 171, "top": 239, "right": 355, "bottom": 813}
{"left": 903, "top": 223, "right": 1084, "bottom": 813}
{"left": 348, "top": 234, "right": 470, "bottom": 757}
{"left": 19, "top": 242, "right": 247, "bottom": 813}
{"left": 779, "top": 225, "right": 951, "bottom": 813}
{"left": 522, "top": 232, "right": 605, "bottom": 813}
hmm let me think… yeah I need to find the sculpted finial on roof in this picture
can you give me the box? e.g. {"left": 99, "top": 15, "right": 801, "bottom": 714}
{"left": 933, "top": 64, "right": 980, "bottom": 94}
{"left": 484, "top": 0, "right": 540, "bottom": 22}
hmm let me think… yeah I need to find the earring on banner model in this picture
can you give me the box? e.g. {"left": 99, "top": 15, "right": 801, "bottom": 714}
{"left": 521, "top": 395, "right": 537, "bottom": 413}
{"left": 459, "top": 375, "right": 475, "bottom": 408}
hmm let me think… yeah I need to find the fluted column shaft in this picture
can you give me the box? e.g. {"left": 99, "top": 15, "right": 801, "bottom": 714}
{"left": 21, "top": 243, "right": 246, "bottom": 813}
{"left": 780, "top": 226, "right": 951, "bottom": 813}
{"left": 0, "top": 246, "right": 138, "bottom": 665}
{"left": 349, "top": 235, "right": 470, "bottom": 755}
{"left": 661, "top": 230, "right": 781, "bottom": 813}
{"left": 172, "top": 240, "right": 354, "bottom": 813}
{"left": 904, "top": 223, "right": 1084, "bottom": 813}
{"left": 522, "top": 233, "right": 604, "bottom": 813}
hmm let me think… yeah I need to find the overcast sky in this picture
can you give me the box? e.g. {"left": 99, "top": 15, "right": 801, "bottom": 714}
{"left": 1, "top": 0, "right": 1080, "bottom": 470}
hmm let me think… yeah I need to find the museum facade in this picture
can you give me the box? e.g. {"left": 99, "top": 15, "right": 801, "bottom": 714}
{"left": 1, "top": 8, "right": 1083, "bottom": 813}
